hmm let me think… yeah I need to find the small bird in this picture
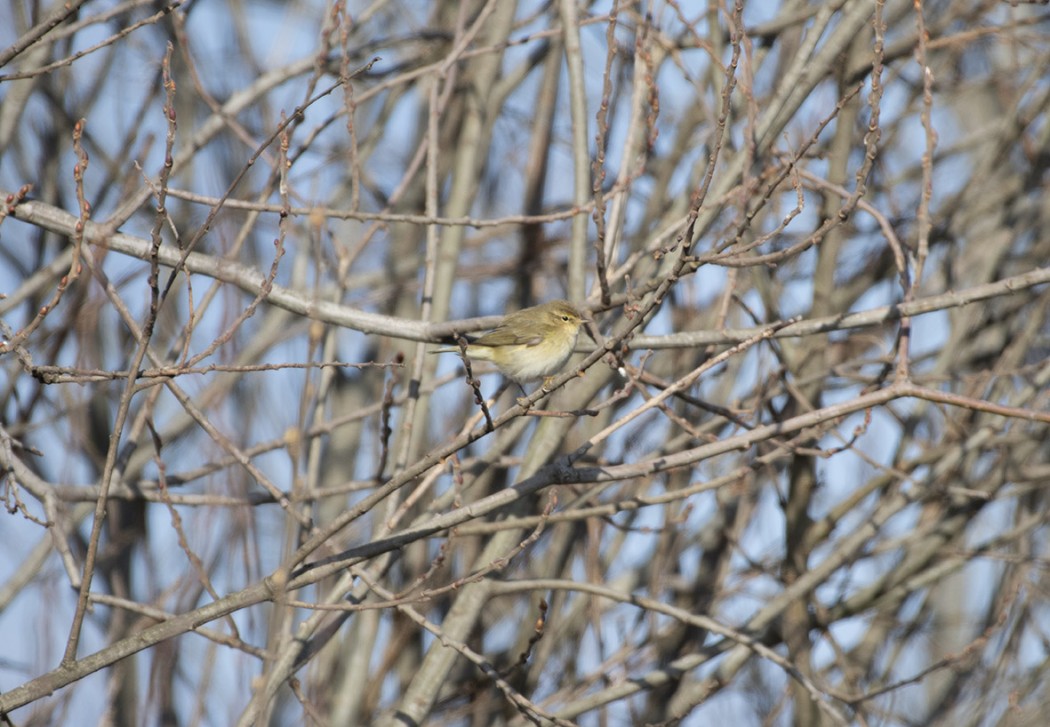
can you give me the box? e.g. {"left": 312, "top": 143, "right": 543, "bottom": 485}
{"left": 431, "top": 300, "right": 586, "bottom": 384}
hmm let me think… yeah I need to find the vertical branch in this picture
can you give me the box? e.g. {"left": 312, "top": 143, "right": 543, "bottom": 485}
{"left": 64, "top": 42, "right": 182, "bottom": 665}
{"left": 898, "top": 0, "right": 936, "bottom": 382}
{"left": 559, "top": 0, "right": 591, "bottom": 301}
{"left": 60, "top": 118, "right": 100, "bottom": 664}
{"left": 335, "top": 0, "right": 362, "bottom": 212}
{"left": 590, "top": 7, "right": 618, "bottom": 306}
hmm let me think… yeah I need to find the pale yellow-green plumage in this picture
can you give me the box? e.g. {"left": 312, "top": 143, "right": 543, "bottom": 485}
{"left": 431, "top": 300, "right": 585, "bottom": 383}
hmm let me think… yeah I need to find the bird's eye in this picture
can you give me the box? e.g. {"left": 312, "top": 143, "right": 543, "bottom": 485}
{"left": 562, "top": 315, "right": 570, "bottom": 321}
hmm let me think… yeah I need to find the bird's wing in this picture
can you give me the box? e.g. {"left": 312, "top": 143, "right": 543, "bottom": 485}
{"left": 471, "top": 325, "right": 543, "bottom": 348}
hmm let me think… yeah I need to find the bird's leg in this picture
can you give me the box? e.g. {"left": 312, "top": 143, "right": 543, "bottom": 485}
{"left": 513, "top": 380, "right": 531, "bottom": 409}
